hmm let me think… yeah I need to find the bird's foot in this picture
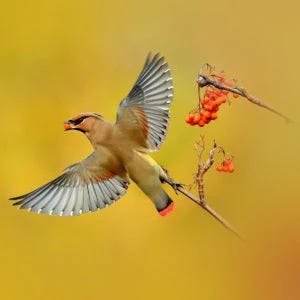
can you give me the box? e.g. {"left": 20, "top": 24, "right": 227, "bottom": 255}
{"left": 161, "top": 168, "right": 184, "bottom": 195}
{"left": 169, "top": 179, "right": 184, "bottom": 195}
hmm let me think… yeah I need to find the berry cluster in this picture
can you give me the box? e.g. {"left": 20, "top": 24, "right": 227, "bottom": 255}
{"left": 185, "top": 76, "right": 239, "bottom": 127}
{"left": 216, "top": 159, "right": 234, "bottom": 173}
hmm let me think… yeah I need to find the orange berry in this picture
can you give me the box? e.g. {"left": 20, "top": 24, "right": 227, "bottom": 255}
{"left": 212, "top": 105, "right": 219, "bottom": 112}
{"left": 223, "top": 159, "right": 232, "bottom": 166}
{"left": 210, "top": 113, "right": 218, "bottom": 120}
{"left": 214, "top": 98, "right": 224, "bottom": 106}
{"left": 205, "top": 90, "right": 213, "bottom": 96}
{"left": 220, "top": 95, "right": 227, "bottom": 103}
{"left": 216, "top": 165, "right": 223, "bottom": 171}
{"left": 202, "top": 117, "right": 210, "bottom": 124}
{"left": 211, "top": 102, "right": 220, "bottom": 111}
{"left": 232, "top": 93, "right": 239, "bottom": 98}
{"left": 215, "top": 99, "right": 222, "bottom": 106}
{"left": 222, "top": 165, "right": 229, "bottom": 172}
{"left": 201, "top": 98, "right": 210, "bottom": 105}
{"left": 203, "top": 110, "right": 211, "bottom": 118}
{"left": 198, "top": 120, "right": 205, "bottom": 127}
{"left": 228, "top": 165, "right": 234, "bottom": 173}
{"left": 188, "top": 114, "right": 197, "bottom": 125}
{"left": 185, "top": 116, "right": 191, "bottom": 124}
{"left": 204, "top": 104, "right": 214, "bottom": 111}
{"left": 188, "top": 114, "right": 194, "bottom": 123}
{"left": 209, "top": 94, "right": 217, "bottom": 100}
{"left": 214, "top": 90, "right": 222, "bottom": 97}
{"left": 193, "top": 113, "right": 201, "bottom": 123}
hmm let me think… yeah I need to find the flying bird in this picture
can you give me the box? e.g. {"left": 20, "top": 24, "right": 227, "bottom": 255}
{"left": 10, "top": 53, "right": 175, "bottom": 217}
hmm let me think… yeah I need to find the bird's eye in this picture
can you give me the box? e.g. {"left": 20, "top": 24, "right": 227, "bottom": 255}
{"left": 74, "top": 117, "right": 85, "bottom": 125}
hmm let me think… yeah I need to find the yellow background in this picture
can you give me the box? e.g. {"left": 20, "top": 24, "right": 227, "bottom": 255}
{"left": 1, "top": 1, "right": 299, "bottom": 299}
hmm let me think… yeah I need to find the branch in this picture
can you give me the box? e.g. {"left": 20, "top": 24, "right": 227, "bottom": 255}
{"left": 174, "top": 185, "right": 243, "bottom": 239}
{"left": 164, "top": 138, "right": 243, "bottom": 240}
{"left": 197, "top": 66, "right": 292, "bottom": 123}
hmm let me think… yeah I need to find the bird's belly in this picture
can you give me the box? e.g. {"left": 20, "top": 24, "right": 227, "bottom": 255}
{"left": 121, "top": 150, "right": 164, "bottom": 186}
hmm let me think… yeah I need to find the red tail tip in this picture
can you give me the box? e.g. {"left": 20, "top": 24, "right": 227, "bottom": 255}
{"left": 159, "top": 202, "right": 174, "bottom": 217}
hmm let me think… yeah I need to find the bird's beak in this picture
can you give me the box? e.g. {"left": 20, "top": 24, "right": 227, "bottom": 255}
{"left": 64, "top": 120, "right": 75, "bottom": 131}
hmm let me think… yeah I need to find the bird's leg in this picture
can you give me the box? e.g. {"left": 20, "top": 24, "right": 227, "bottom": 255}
{"left": 160, "top": 167, "right": 184, "bottom": 194}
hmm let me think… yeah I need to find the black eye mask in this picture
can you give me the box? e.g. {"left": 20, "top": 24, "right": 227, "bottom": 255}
{"left": 73, "top": 117, "right": 86, "bottom": 125}
{"left": 67, "top": 116, "right": 87, "bottom": 126}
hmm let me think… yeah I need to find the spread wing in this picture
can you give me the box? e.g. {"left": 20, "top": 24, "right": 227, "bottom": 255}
{"left": 10, "top": 152, "right": 129, "bottom": 216}
{"left": 116, "top": 53, "right": 173, "bottom": 152}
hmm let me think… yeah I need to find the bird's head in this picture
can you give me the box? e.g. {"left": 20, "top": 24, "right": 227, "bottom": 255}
{"left": 64, "top": 112, "right": 103, "bottom": 134}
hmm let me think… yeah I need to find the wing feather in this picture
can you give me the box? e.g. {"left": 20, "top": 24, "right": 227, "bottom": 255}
{"left": 116, "top": 53, "right": 173, "bottom": 151}
{"left": 10, "top": 152, "right": 129, "bottom": 216}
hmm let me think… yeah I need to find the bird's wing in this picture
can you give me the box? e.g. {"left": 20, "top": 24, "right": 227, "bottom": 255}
{"left": 10, "top": 152, "right": 129, "bottom": 216}
{"left": 116, "top": 53, "right": 173, "bottom": 152}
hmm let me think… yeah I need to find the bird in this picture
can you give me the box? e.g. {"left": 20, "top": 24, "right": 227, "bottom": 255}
{"left": 10, "top": 53, "right": 176, "bottom": 217}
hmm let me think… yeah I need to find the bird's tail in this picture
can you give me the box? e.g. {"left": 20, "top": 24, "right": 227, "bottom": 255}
{"left": 151, "top": 189, "right": 174, "bottom": 217}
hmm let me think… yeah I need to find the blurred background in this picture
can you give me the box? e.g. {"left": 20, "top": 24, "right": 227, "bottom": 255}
{"left": 1, "top": 0, "right": 299, "bottom": 299}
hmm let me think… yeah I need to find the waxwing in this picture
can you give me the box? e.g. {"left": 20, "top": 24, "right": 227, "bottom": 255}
{"left": 10, "top": 53, "right": 174, "bottom": 217}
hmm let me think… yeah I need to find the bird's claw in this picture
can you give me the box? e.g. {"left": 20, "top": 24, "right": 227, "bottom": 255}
{"left": 169, "top": 180, "right": 184, "bottom": 195}
{"left": 161, "top": 167, "right": 184, "bottom": 194}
